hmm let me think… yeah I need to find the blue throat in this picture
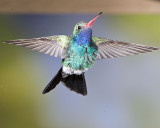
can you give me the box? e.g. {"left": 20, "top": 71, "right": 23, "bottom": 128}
{"left": 72, "top": 29, "right": 92, "bottom": 46}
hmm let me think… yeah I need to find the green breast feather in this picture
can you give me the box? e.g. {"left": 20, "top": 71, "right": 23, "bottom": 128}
{"left": 62, "top": 41, "right": 98, "bottom": 70}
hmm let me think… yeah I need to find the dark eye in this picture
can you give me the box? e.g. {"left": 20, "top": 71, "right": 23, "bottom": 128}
{"left": 78, "top": 26, "right": 82, "bottom": 30}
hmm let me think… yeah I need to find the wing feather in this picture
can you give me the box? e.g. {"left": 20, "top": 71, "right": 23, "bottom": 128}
{"left": 3, "top": 35, "right": 71, "bottom": 58}
{"left": 50, "top": 45, "right": 58, "bottom": 56}
{"left": 45, "top": 44, "right": 56, "bottom": 55}
{"left": 92, "top": 37, "right": 158, "bottom": 60}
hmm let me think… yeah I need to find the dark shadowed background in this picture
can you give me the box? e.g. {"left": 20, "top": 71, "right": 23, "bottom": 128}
{"left": 0, "top": 1, "right": 160, "bottom": 128}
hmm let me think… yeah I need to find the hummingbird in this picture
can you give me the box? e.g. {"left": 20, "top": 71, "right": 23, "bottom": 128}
{"left": 2, "top": 12, "right": 158, "bottom": 96}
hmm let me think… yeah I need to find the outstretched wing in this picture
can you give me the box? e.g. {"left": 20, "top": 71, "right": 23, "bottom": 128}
{"left": 3, "top": 35, "right": 71, "bottom": 58}
{"left": 92, "top": 36, "right": 158, "bottom": 60}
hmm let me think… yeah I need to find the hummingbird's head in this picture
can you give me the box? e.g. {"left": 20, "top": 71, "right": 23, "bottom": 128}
{"left": 73, "top": 12, "right": 102, "bottom": 40}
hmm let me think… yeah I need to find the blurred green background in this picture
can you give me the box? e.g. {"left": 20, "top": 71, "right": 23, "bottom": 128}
{"left": 0, "top": 14, "right": 160, "bottom": 128}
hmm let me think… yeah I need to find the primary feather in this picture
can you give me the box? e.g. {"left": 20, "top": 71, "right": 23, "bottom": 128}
{"left": 3, "top": 35, "right": 71, "bottom": 58}
{"left": 92, "top": 36, "right": 158, "bottom": 60}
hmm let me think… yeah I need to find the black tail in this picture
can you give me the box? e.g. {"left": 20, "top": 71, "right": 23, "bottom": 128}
{"left": 61, "top": 73, "right": 87, "bottom": 96}
{"left": 42, "top": 67, "right": 87, "bottom": 96}
{"left": 42, "top": 68, "right": 62, "bottom": 94}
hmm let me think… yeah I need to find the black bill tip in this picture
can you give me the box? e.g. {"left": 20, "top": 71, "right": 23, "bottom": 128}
{"left": 98, "top": 12, "right": 102, "bottom": 15}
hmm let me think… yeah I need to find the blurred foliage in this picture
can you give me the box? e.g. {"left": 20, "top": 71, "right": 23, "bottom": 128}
{"left": 105, "top": 15, "right": 160, "bottom": 45}
{"left": 0, "top": 15, "right": 47, "bottom": 128}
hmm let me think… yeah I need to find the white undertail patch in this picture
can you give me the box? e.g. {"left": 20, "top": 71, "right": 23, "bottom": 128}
{"left": 63, "top": 66, "right": 88, "bottom": 75}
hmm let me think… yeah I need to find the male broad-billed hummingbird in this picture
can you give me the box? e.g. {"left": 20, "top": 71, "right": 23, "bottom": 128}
{"left": 2, "top": 12, "right": 158, "bottom": 96}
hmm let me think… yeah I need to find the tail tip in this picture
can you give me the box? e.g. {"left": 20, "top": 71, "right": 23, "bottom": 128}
{"left": 42, "top": 91, "right": 46, "bottom": 94}
{"left": 42, "top": 90, "right": 48, "bottom": 94}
